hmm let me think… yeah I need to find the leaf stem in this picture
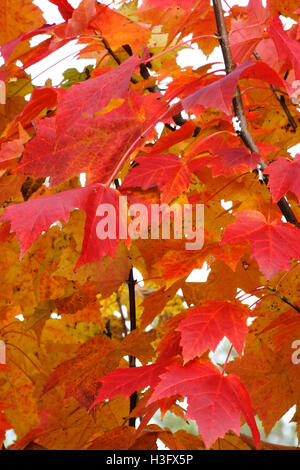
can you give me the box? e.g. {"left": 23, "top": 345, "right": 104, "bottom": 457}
{"left": 222, "top": 344, "right": 233, "bottom": 375}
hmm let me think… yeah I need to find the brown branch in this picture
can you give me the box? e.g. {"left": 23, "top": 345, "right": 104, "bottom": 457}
{"left": 116, "top": 289, "right": 128, "bottom": 337}
{"left": 271, "top": 85, "right": 297, "bottom": 131}
{"left": 212, "top": 0, "right": 299, "bottom": 228}
{"left": 279, "top": 295, "right": 300, "bottom": 314}
{"left": 127, "top": 268, "right": 138, "bottom": 427}
{"left": 102, "top": 38, "right": 138, "bottom": 84}
{"left": 122, "top": 44, "right": 161, "bottom": 92}
{"left": 113, "top": 180, "right": 137, "bottom": 424}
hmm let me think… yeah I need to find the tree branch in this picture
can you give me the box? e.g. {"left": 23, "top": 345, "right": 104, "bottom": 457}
{"left": 116, "top": 289, "right": 128, "bottom": 337}
{"left": 127, "top": 268, "right": 138, "bottom": 427}
{"left": 102, "top": 38, "right": 138, "bottom": 84}
{"left": 113, "top": 181, "right": 137, "bottom": 425}
{"left": 212, "top": 0, "right": 299, "bottom": 228}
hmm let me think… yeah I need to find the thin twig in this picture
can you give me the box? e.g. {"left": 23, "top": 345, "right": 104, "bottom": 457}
{"left": 102, "top": 38, "right": 190, "bottom": 133}
{"left": 102, "top": 38, "right": 138, "bottom": 84}
{"left": 122, "top": 44, "right": 161, "bottom": 93}
{"left": 253, "top": 51, "right": 297, "bottom": 131}
{"left": 221, "top": 344, "right": 233, "bottom": 375}
{"left": 279, "top": 295, "right": 300, "bottom": 313}
{"left": 271, "top": 85, "right": 297, "bottom": 131}
{"left": 266, "top": 287, "right": 300, "bottom": 314}
{"left": 122, "top": 45, "right": 188, "bottom": 127}
{"left": 116, "top": 290, "right": 128, "bottom": 337}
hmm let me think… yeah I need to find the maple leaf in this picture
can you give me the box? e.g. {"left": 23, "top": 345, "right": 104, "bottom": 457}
{"left": 144, "top": 121, "right": 196, "bottom": 155}
{"left": 1, "top": 0, "right": 300, "bottom": 452}
{"left": 0, "top": 183, "right": 125, "bottom": 267}
{"left": 221, "top": 210, "right": 300, "bottom": 279}
{"left": 0, "top": 139, "right": 24, "bottom": 164}
{"left": 0, "top": 0, "right": 44, "bottom": 47}
{"left": 230, "top": 0, "right": 268, "bottom": 63}
{"left": 48, "top": 0, "right": 74, "bottom": 21}
{"left": 265, "top": 154, "right": 300, "bottom": 202}
{"left": 140, "top": 280, "right": 182, "bottom": 328}
{"left": 8, "top": 407, "right": 53, "bottom": 450}
{"left": 260, "top": 309, "right": 300, "bottom": 351}
{"left": 227, "top": 331, "right": 300, "bottom": 434}
{"left": 15, "top": 71, "right": 166, "bottom": 188}
{"left": 177, "top": 300, "right": 249, "bottom": 362}
{"left": 121, "top": 153, "right": 192, "bottom": 203}
{"left": 148, "top": 359, "right": 260, "bottom": 449}
{"left": 182, "top": 60, "right": 252, "bottom": 115}
{"left": 91, "top": 361, "right": 170, "bottom": 409}
{"left": 62, "top": 0, "right": 97, "bottom": 37}
{"left": 157, "top": 328, "right": 182, "bottom": 363}
{"left": 0, "top": 401, "right": 12, "bottom": 445}
{"left": 3, "top": 87, "right": 58, "bottom": 140}
{"left": 1, "top": 25, "right": 69, "bottom": 67}
{"left": 90, "top": 4, "right": 150, "bottom": 53}
{"left": 188, "top": 147, "right": 261, "bottom": 175}
{"left": 43, "top": 333, "right": 122, "bottom": 409}
{"left": 182, "top": 59, "right": 287, "bottom": 115}
{"left": 0, "top": 0, "right": 102, "bottom": 66}
{"left": 156, "top": 427, "right": 206, "bottom": 451}
{"left": 85, "top": 426, "right": 138, "bottom": 451}
{"left": 268, "top": 15, "right": 300, "bottom": 79}
{"left": 15, "top": 56, "right": 144, "bottom": 185}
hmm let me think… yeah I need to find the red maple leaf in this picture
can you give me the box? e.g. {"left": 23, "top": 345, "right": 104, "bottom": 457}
{"left": 3, "top": 87, "right": 58, "bottom": 140}
{"left": 230, "top": 0, "right": 268, "bottom": 63}
{"left": 182, "top": 60, "right": 252, "bottom": 115}
{"left": 268, "top": 15, "right": 300, "bottom": 79}
{"left": 48, "top": 0, "right": 74, "bottom": 20}
{"left": 177, "top": 300, "right": 249, "bottom": 362}
{"left": 0, "top": 183, "right": 125, "bottom": 267}
{"left": 265, "top": 154, "right": 300, "bottom": 202}
{"left": 90, "top": 361, "right": 170, "bottom": 409}
{"left": 221, "top": 210, "right": 300, "bottom": 279}
{"left": 182, "top": 59, "right": 287, "bottom": 115}
{"left": 121, "top": 153, "right": 191, "bottom": 203}
{"left": 148, "top": 359, "right": 260, "bottom": 449}
{"left": 15, "top": 56, "right": 147, "bottom": 186}
{"left": 188, "top": 147, "right": 261, "bottom": 175}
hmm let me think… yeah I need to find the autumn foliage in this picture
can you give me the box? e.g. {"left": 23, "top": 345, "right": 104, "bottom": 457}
{"left": 1, "top": 0, "right": 300, "bottom": 451}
